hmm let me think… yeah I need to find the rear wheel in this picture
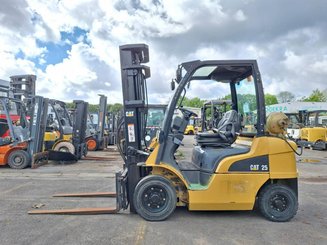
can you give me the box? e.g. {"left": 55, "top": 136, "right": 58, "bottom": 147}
{"left": 8, "top": 150, "right": 31, "bottom": 169}
{"left": 134, "top": 175, "right": 176, "bottom": 221}
{"left": 258, "top": 184, "right": 298, "bottom": 222}
{"left": 86, "top": 138, "right": 98, "bottom": 151}
{"left": 53, "top": 141, "right": 75, "bottom": 154}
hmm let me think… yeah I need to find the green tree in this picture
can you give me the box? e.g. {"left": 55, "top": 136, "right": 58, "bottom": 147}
{"left": 179, "top": 97, "right": 205, "bottom": 108}
{"left": 237, "top": 94, "right": 257, "bottom": 114}
{"left": 65, "top": 102, "right": 74, "bottom": 109}
{"left": 277, "top": 91, "right": 295, "bottom": 103}
{"left": 265, "top": 94, "right": 278, "bottom": 105}
{"left": 302, "top": 89, "right": 327, "bottom": 102}
{"left": 108, "top": 103, "right": 123, "bottom": 113}
{"left": 88, "top": 104, "right": 99, "bottom": 113}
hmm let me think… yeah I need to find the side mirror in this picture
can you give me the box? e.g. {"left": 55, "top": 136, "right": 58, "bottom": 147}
{"left": 171, "top": 79, "right": 175, "bottom": 91}
{"left": 176, "top": 65, "right": 182, "bottom": 83}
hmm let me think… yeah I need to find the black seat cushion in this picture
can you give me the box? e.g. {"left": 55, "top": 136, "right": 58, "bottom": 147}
{"left": 192, "top": 145, "right": 249, "bottom": 173}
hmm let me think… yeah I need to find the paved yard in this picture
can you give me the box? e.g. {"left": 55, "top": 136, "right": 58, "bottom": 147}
{"left": 0, "top": 142, "right": 326, "bottom": 245}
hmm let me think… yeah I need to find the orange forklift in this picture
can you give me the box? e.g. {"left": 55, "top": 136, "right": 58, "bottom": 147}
{"left": 0, "top": 94, "right": 49, "bottom": 169}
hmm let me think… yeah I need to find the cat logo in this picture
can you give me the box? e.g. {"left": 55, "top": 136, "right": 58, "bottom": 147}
{"left": 250, "top": 164, "right": 259, "bottom": 171}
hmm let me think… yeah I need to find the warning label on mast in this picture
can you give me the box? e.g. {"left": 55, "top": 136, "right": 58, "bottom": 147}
{"left": 128, "top": 124, "right": 135, "bottom": 142}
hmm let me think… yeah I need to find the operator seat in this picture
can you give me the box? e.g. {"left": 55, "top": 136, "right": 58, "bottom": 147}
{"left": 196, "top": 110, "right": 240, "bottom": 147}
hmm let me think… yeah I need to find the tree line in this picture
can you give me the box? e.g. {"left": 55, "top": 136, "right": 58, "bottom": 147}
{"left": 65, "top": 88, "right": 326, "bottom": 113}
{"left": 66, "top": 102, "right": 123, "bottom": 113}
{"left": 180, "top": 89, "right": 327, "bottom": 108}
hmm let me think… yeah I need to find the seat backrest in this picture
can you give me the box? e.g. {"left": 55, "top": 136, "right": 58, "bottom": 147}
{"left": 216, "top": 110, "right": 240, "bottom": 142}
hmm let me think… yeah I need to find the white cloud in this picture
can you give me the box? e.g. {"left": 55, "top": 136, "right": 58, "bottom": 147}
{"left": 234, "top": 10, "right": 247, "bottom": 22}
{"left": 0, "top": 0, "right": 326, "bottom": 105}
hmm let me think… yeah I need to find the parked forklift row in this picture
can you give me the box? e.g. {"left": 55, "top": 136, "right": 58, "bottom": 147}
{"left": 0, "top": 79, "right": 121, "bottom": 169}
{"left": 184, "top": 101, "right": 326, "bottom": 150}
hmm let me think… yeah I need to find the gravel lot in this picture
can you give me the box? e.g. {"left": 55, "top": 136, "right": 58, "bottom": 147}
{"left": 0, "top": 139, "right": 326, "bottom": 245}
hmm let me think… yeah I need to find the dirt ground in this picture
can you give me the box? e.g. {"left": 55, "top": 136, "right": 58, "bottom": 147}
{"left": 0, "top": 138, "right": 326, "bottom": 245}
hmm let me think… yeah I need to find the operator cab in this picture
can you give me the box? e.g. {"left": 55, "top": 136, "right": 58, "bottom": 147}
{"left": 48, "top": 101, "right": 73, "bottom": 135}
{"left": 157, "top": 60, "right": 265, "bottom": 186}
{"left": 0, "top": 98, "right": 29, "bottom": 145}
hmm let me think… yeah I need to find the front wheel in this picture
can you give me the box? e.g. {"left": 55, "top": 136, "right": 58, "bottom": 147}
{"left": 53, "top": 141, "right": 75, "bottom": 154}
{"left": 133, "top": 175, "right": 176, "bottom": 221}
{"left": 258, "top": 184, "right": 298, "bottom": 222}
{"left": 8, "top": 150, "right": 31, "bottom": 169}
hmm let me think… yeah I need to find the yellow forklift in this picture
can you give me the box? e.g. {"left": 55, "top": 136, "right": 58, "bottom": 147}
{"left": 43, "top": 99, "right": 89, "bottom": 162}
{"left": 29, "top": 44, "right": 298, "bottom": 222}
{"left": 184, "top": 115, "right": 197, "bottom": 135}
{"left": 298, "top": 110, "right": 327, "bottom": 150}
{"left": 44, "top": 100, "right": 74, "bottom": 152}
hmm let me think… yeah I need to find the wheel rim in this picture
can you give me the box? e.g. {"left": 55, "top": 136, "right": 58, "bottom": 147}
{"left": 141, "top": 185, "right": 168, "bottom": 213}
{"left": 270, "top": 194, "right": 288, "bottom": 212}
{"left": 14, "top": 156, "right": 24, "bottom": 165}
{"left": 59, "top": 147, "right": 69, "bottom": 152}
{"left": 87, "top": 139, "right": 97, "bottom": 150}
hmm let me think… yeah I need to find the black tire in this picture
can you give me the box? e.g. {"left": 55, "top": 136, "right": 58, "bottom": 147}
{"left": 258, "top": 184, "right": 298, "bottom": 222}
{"left": 134, "top": 175, "right": 177, "bottom": 221}
{"left": 8, "top": 150, "right": 31, "bottom": 169}
{"left": 53, "top": 141, "right": 75, "bottom": 154}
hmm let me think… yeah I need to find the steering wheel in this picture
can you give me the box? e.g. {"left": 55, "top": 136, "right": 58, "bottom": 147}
{"left": 178, "top": 107, "right": 198, "bottom": 118}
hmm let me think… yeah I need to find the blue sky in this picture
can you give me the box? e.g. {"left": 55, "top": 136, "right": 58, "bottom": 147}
{"left": 16, "top": 27, "right": 89, "bottom": 71}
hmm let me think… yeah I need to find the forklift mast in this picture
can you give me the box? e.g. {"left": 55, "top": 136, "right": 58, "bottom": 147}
{"left": 119, "top": 44, "right": 150, "bottom": 212}
{"left": 10, "top": 75, "right": 36, "bottom": 116}
{"left": 0, "top": 80, "right": 9, "bottom": 97}
{"left": 28, "top": 96, "right": 49, "bottom": 168}
{"left": 108, "top": 112, "right": 119, "bottom": 145}
{"left": 72, "top": 100, "right": 88, "bottom": 159}
{"left": 97, "top": 95, "right": 107, "bottom": 150}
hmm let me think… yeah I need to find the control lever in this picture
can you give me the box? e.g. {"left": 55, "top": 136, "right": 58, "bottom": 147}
{"left": 127, "top": 146, "right": 150, "bottom": 156}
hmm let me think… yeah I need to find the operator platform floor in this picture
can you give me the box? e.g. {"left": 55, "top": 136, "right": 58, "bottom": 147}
{"left": 0, "top": 136, "right": 326, "bottom": 245}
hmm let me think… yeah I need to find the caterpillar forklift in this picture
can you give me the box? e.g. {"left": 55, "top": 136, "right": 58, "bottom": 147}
{"left": 29, "top": 44, "right": 298, "bottom": 222}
